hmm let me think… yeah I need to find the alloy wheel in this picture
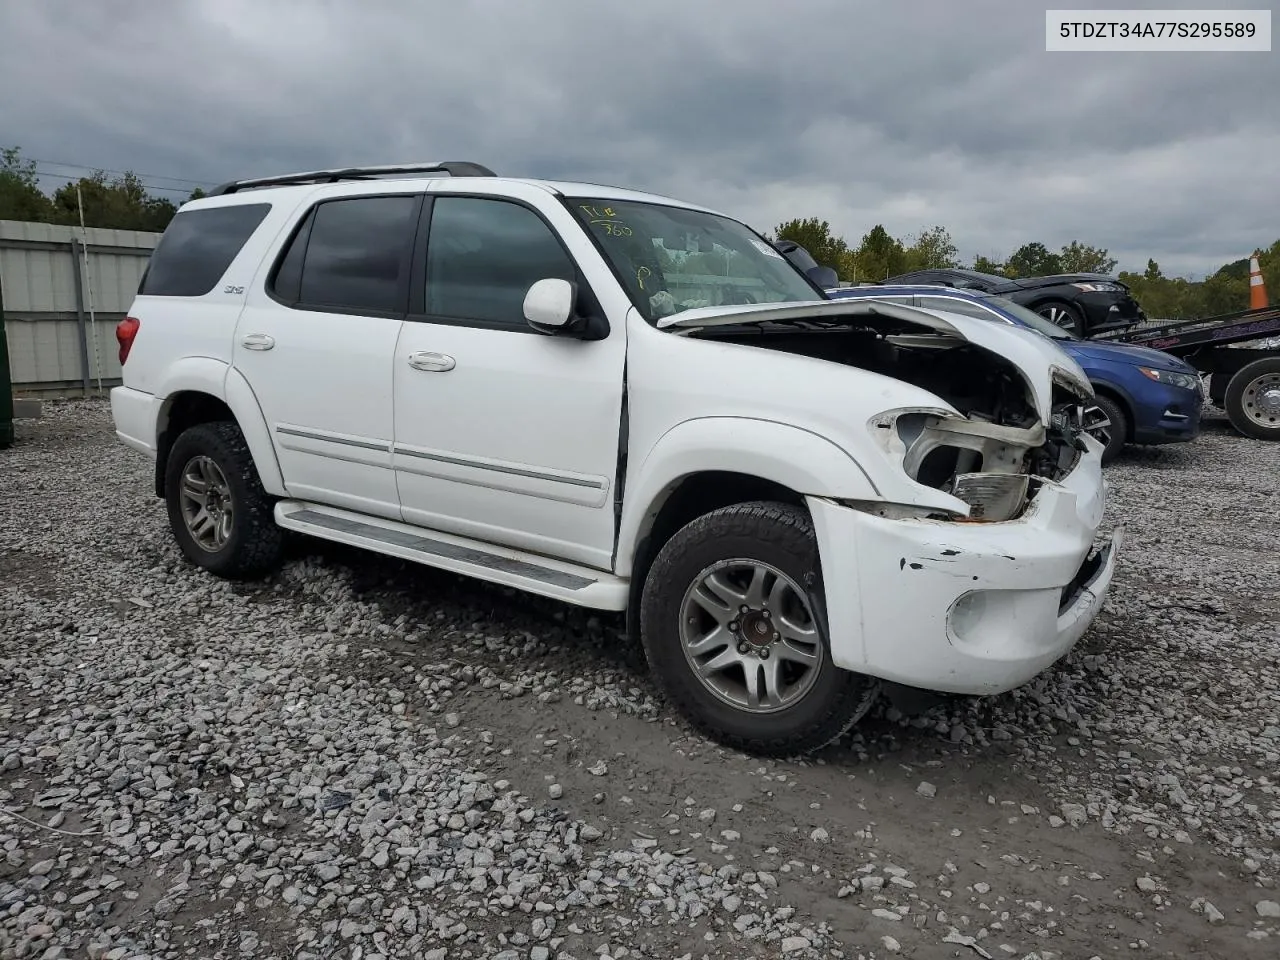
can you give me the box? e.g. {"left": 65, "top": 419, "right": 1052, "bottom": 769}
{"left": 678, "top": 559, "right": 823, "bottom": 714}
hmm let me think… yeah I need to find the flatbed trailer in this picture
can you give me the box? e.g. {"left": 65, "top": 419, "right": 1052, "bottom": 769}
{"left": 1098, "top": 305, "right": 1280, "bottom": 441}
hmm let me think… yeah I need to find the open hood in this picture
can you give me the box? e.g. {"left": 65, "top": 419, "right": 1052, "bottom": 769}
{"left": 656, "top": 299, "right": 1092, "bottom": 421}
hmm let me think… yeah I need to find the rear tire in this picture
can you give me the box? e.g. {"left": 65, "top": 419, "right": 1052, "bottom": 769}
{"left": 1091, "top": 394, "right": 1128, "bottom": 464}
{"left": 639, "top": 501, "right": 879, "bottom": 757}
{"left": 1224, "top": 357, "right": 1280, "bottom": 440}
{"left": 164, "top": 421, "right": 284, "bottom": 579}
{"left": 1036, "top": 300, "right": 1085, "bottom": 336}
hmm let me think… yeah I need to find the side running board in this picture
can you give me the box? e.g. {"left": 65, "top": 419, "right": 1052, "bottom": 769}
{"left": 273, "top": 501, "right": 629, "bottom": 611}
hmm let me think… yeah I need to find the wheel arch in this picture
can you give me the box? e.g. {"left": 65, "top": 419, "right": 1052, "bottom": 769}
{"left": 153, "top": 364, "right": 284, "bottom": 499}
{"left": 1087, "top": 380, "right": 1135, "bottom": 441}
{"left": 616, "top": 417, "right": 880, "bottom": 639}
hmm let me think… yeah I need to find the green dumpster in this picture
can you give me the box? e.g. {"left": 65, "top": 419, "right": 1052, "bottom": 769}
{"left": 0, "top": 275, "right": 13, "bottom": 449}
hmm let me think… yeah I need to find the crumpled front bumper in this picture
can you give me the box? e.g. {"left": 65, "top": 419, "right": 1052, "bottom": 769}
{"left": 808, "top": 446, "right": 1121, "bottom": 695}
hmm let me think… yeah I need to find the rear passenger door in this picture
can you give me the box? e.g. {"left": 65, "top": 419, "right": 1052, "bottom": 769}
{"left": 233, "top": 190, "right": 421, "bottom": 519}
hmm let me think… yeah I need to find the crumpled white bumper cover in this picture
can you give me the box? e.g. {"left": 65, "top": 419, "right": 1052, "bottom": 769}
{"left": 808, "top": 448, "right": 1121, "bottom": 696}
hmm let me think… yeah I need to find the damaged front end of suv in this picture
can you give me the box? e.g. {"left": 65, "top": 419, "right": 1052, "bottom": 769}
{"left": 869, "top": 373, "right": 1095, "bottom": 525}
{"left": 662, "top": 297, "right": 1100, "bottom": 527}
{"left": 657, "top": 295, "right": 1118, "bottom": 698}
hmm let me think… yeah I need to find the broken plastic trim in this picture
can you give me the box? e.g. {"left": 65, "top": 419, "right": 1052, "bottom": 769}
{"left": 1051, "top": 366, "right": 1094, "bottom": 401}
{"left": 950, "top": 472, "right": 1030, "bottom": 523}
{"left": 899, "top": 414, "right": 1044, "bottom": 481}
{"left": 833, "top": 499, "right": 963, "bottom": 522}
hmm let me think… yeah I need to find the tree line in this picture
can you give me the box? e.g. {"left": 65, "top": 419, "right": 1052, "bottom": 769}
{"left": 773, "top": 218, "right": 1278, "bottom": 320}
{"left": 0, "top": 146, "right": 206, "bottom": 234}
{"left": 2, "top": 145, "right": 1273, "bottom": 321}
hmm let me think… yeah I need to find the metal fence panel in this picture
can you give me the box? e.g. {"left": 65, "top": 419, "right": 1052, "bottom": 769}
{"left": 0, "top": 219, "right": 159, "bottom": 393}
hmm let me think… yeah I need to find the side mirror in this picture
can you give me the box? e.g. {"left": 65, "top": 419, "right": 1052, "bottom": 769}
{"left": 524, "top": 278, "right": 576, "bottom": 332}
{"left": 807, "top": 265, "right": 840, "bottom": 289}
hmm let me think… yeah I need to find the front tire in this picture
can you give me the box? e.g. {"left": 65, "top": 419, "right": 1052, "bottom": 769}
{"left": 164, "top": 421, "right": 284, "bottom": 579}
{"left": 639, "top": 501, "right": 879, "bottom": 756}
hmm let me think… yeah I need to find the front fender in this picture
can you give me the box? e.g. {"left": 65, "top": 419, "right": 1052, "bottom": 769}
{"left": 155, "top": 358, "right": 285, "bottom": 497}
{"left": 615, "top": 416, "right": 880, "bottom": 577}
{"left": 1086, "top": 373, "right": 1135, "bottom": 409}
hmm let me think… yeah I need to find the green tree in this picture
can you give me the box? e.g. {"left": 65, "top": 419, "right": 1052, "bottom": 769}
{"left": 902, "top": 225, "right": 958, "bottom": 271}
{"left": 1005, "top": 242, "right": 1062, "bottom": 278}
{"left": 854, "top": 224, "right": 907, "bottom": 282}
{"left": 50, "top": 171, "right": 178, "bottom": 232}
{"left": 1143, "top": 258, "right": 1162, "bottom": 281}
{"left": 1058, "top": 240, "right": 1117, "bottom": 274}
{"left": 773, "top": 217, "right": 852, "bottom": 278}
{"left": 188, "top": 186, "right": 208, "bottom": 202}
{"left": 972, "top": 254, "right": 1006, "bottom": 276}
{"left": 1200, "top": 270, "right": 1249, "bottom": 316}
{"left": 1214, "top": 257, "right": 1250, "bottom": 280}
{"left": 1261, "top": 241, "right": 1280, "bottom": 307}
{"left": 0, "top": 146, "right": 54, "bottom": 222}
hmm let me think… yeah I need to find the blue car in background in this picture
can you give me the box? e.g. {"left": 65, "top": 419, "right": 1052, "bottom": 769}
{"left": 825, "top": 285, "right": 1204, "bottom": 463}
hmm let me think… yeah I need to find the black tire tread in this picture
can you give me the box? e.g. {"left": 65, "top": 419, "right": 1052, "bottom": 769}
{"left": 1224, "top": 357, "right": 1280, "bottom": 441}
{"left": 640, "top": 501, "right": 878, "bottom": 757}
{"left": 165, "top": 421, "right": 284, "bottom": 580}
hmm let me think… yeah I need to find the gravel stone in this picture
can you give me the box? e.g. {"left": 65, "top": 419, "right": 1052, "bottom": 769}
{"left": 3, "top": 397, "right": 1276, "bottom": 960}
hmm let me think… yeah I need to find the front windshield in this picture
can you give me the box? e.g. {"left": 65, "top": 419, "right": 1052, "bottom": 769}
{"left": 567, "top": 198, "right": 822, "bottom": 322}
{"left": 986, "top": 295, "right": 1078, "bottom": 340}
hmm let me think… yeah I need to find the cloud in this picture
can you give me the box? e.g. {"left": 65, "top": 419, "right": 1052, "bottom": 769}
{"left": 1, "top": 0, "right": 1274, "bottom": 276}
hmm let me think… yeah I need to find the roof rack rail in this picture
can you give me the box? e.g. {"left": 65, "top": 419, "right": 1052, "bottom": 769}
{"left": 208, "top": 161, "right": 497, "bottom": 197}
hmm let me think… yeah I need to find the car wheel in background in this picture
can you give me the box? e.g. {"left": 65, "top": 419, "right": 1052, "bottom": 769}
{"left": 1036, "top": 300, "right": 1085, "bottom": 336}
{"left": 1089, "top": 395, "right": 1128, "bottom": 464}
{"left": 1224, "top": 357, "right": 1280, "bottom": 440}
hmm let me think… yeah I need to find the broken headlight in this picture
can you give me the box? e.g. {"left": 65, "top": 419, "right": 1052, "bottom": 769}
{"left": 869, "top": 408, "right": 1045, "bottom": 523}
{"left": 949, "top": 472, "right": 1030, "bottom": 523}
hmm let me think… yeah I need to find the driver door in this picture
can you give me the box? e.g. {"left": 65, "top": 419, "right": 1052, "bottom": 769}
{"left": 391, "top": 190, "right": 627, "bottom": 571}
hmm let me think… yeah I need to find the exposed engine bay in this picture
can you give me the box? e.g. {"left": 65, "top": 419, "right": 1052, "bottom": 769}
{"left": 692, "top": 318, "right": 1094, "bottom": 522}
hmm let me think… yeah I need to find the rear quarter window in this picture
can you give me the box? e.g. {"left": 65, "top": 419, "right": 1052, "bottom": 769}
{"left": 139, "top": 203, "right": 271, "bottom": 297}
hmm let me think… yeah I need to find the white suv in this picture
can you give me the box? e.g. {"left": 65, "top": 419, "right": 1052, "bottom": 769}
{"left": 111, "top": 161, "right": 1121, "bottom": 755}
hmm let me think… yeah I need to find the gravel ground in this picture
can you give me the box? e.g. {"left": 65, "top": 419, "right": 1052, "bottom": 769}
{"left": 2, "top": 399, "right": 1278, "bottom": 960}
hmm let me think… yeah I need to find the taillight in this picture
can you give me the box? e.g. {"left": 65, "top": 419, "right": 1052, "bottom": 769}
{"left": 117, "top": 316, "right": 140, "bottom": 365}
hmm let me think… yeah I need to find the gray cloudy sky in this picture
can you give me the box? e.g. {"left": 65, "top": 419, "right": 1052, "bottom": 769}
{"left": 1, "top": 0, "right": 1276, "bottom": 277}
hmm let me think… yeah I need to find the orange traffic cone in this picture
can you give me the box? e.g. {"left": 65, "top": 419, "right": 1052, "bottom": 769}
{"left": 1249, "top": 251, "right": 1268, "bottom": 310}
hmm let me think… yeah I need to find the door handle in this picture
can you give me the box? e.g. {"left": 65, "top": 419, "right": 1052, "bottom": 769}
{"left": 408, "top": 351, "right": 456, "bottom": 372}
{"left": 241, "top": 334, "right": 275, "bottom": 351}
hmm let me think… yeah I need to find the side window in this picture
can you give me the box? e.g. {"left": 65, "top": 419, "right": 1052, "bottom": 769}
{"left": 916, "top": 296, "right": 999, "bottom": 322}
{"left": 423, "top": 197, "right": 575, "bottom": 327}
{"left": 274, "top": 196, "right": 418, "bottom": 314}
{"left": 139, "top": 203, "right": 271, "bottom": 297}
{"left": 271, "top": 208, "right": 313, "bottom": 303}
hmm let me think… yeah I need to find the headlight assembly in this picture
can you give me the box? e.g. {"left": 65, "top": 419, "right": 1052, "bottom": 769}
{"left": 1139, "top": 367, "right": 1201, "bottom": 391}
